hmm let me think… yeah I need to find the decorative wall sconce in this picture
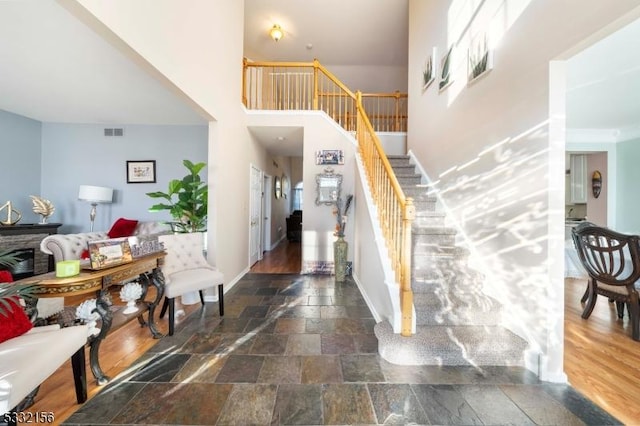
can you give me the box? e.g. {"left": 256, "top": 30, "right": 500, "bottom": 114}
{"left": 270, "top": 24, "right": 284, "bottom": 42}
{"left": 592, "top": 170, "right": 602, "bottom": 198}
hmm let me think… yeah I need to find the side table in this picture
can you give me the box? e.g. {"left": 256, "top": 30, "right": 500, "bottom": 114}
{"left": 16, "top": 252, "right": 166, "bottom": 385}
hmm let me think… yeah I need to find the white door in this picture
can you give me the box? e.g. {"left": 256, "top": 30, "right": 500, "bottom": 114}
{"left": 249, "top": 165, "right": 262, "bottom": 266}
{"left": 262, "top": 175, "right": 272, "bottom": 254}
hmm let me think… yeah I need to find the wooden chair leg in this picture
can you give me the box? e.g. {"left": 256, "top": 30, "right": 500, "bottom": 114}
{"left": 168, "top": 297, "right": 176, "bottom": 336}
{"left": 615, "top": 301, "right": 625, "bottom": 319}
{"left": 71, "top": 345, "right": 87, "bottom": 404}
{"left": 218, "top": 284, "right": 224, "bottom": 316}
{"left": 630, "top": 295, "right": 640, "bottom": 341}
{"left": 199, "top": 290, "right": 205, "bottom": 306}
{"left": 160, "top": 297, "right": 169, "bottom": 319}
{"left": 581, "top": 280, "right": 598, "bottom": 319}
{"left": 580, "top": 284, "right": 589, "bottom": 303}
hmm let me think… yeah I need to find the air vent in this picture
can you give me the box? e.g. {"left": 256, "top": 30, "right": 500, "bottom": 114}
{"left": 104, "top": 128, "right": 124, "bottom": 137}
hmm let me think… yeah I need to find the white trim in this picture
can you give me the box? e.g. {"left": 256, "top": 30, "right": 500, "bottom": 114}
{"left": 567, "top": 125, "right": 640, "bottom": 144}
{"left": 203, "top": 266, "right": 249, "bottom": 302}
{"left": 269, "top": 234, "right": 287, "bottom": 251}
{"left": 352, "top": 272, "right": 382, "bottom": 323}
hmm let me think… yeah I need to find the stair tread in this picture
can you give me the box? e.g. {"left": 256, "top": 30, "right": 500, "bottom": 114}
{"left": 375, "top": 321, "right": 527, "bottom": 366}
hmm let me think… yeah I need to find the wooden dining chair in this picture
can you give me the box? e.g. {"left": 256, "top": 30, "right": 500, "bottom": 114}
{"left": 571, "top": 222, "right": 640, "bottom": 341}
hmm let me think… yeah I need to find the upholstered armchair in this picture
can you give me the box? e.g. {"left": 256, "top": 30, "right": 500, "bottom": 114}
{"left": 157, "top": 233, "right": 224, "bottom": 336}
{"left": 0, "top": 324, "right": 88, "bottom": 416}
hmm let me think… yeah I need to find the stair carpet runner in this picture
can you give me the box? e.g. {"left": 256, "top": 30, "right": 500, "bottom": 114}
{"left": 374, "top": 155, "right": 528, "bottom": 366}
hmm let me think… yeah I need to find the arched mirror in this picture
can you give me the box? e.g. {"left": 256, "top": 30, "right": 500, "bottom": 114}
{"left": 274, "top": 176, "right": 282, "bottom": 199}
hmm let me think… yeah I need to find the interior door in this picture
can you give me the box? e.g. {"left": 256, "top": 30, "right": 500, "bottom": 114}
{"left": 249, "top": 165, "right": 262, "bottom": 266}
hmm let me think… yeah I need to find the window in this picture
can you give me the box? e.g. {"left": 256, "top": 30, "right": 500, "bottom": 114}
{"left": 292, "top": 182, "right": 303, "bottom": 211}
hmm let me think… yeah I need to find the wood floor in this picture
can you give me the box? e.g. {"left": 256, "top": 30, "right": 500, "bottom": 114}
{"left": 250, "top": 240, "right": 301, "bottom": 273}
{"left": 23, "top": 254, "right": 638, "bottom": 425}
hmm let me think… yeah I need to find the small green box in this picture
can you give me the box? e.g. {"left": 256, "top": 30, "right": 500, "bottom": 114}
{"left": 56, "top": 260, "right": 80, "bottom": 278}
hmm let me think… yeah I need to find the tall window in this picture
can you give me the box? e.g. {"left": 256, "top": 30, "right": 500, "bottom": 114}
{"left": 292, "top": 182, "right": 303, "bottom": 211}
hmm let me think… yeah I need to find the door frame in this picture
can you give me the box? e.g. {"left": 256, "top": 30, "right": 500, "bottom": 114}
{"left": 249, "top": 164, "right": 263, "bottom": 267}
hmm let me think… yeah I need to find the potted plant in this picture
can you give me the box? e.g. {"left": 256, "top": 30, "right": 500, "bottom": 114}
{"left": 0, "top": 249, "right": 36, "bottom": 317}
{"left": 146, "top": 160, "right": 208, "bottom": 233}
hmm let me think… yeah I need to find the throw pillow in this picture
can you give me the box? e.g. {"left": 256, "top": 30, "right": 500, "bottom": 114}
{"left": 80, "top": 249, "right": 90, "bottom": 260}
{"left": 0, "top": 270, "right": 12, "bottom": 283}
{"left": 0, "top": 297, "right": 33, "bottom": 344}
{"left": 108, "top": 218, "right": 139, "bottom": 238}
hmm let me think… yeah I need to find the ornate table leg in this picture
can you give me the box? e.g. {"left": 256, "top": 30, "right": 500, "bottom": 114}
{"left": 146, "top": 267, "right": 165, "bottom": 338}
{"left": 90, "top": 290, "right": 113, "bottom": 385}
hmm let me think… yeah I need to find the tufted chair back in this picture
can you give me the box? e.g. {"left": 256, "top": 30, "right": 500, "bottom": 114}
{"left": 157, "top": 232, "right": 211, "bottom": 279}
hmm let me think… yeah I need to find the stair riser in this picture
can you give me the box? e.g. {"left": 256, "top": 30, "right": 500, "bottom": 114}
{"left": 391, "top": 165, "right": 417, "bottom": 175}
{"left": 413, "top": 215, "right": 445, "bottom": 227}
{"left": 398, "top": 177, "right": 422, "bottom": 186}
{"left": 387, "top": 157, "right": 412, "bottom": 167}
{"left": 413, "top": 234, "right": 456, "bottom": 246}
{"left": 412, "top": 200, "right": 437, "bottom": 212}
{"left": 415, "top": 310, "right": 501, "bottom": 326}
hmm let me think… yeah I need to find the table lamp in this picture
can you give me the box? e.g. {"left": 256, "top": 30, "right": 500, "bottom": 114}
{"left": 78, "top": 185, "right": 113, "bottom": 231}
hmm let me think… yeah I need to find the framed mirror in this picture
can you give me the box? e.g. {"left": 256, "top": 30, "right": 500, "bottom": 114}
{"left": 315, "top": 167, "right": 342, "bottom": 205}
{"left": 274, "top": 176, "right": 281, "bottom": 199}
{"left": 282, "top": 174, "right": 289, "bottom": 199}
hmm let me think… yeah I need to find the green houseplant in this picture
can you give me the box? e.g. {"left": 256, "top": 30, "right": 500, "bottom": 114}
{"left": 0, "top": 249, "right": 36, "bottom": 317}
{"left": 146, "top": 160, "right": 208, "bottom": 233}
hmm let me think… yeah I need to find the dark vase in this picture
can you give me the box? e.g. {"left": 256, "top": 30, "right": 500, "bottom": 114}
{"left": 333, "top": 236, "right": 348, "bottom": 281}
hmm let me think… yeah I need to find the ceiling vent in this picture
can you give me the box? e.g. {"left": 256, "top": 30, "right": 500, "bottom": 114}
{"left": 104, "top": 128, "right": 124, "bottom": 137}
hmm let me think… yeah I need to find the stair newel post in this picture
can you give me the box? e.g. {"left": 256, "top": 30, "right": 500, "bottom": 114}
{"left": 313, "top": 58, "right": 320, "bottom": 110}
{"left": 242, "top": 57, "right": 248, "bottom": 107}
{"left": 394, "top": 90, "right": 400, "bottom": 132}
{"left": 401, "top": 197, "right": 415, "bottom": 336}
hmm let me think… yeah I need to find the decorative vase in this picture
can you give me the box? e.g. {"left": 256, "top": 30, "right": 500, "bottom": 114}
{"left": 333, "top": 236, "right": 348, "bottom": 282}
{"left": 119, "top": 282, "right": 143, "bottom": 314}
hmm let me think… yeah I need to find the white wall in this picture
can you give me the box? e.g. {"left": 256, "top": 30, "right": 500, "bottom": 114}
{"left": 327, "top": 65, "right": 408, "bottom": 93}
{"left": 408, "top": 0, "right": 640, "bottom": 381}
{"left": 73, "top": 0, "right": 267, "bottom": 287}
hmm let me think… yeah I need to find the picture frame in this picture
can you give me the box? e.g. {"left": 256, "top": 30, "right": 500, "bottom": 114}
{"left": 439, "top": 45, "right": 455, "bottom": 92}
{"left": 315, "top": 167, "right": 343, "bottom": 206}
{"left": 422, "top": 47, "right": 437, "bottom": 92}
{"left": 467, "top": 32, "right": 493, "bottom": 85}
{"left": 316, "top": 150, "right": 344, "bottom": 165}
{"left": 86, "top": 237, "right": 133, "bottom": 270}
{"left": 126, "top": 160, "right": 156, "bottom": 184}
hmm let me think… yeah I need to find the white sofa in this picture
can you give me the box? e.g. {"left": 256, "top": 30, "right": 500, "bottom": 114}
{"left": 40, "top": 221, "right": 171, "bottom": 263}
{"left": 0, "top": 324, "right": 88, "bottom": 415}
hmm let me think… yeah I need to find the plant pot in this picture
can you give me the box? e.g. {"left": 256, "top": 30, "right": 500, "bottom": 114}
{"left": 333, "top": 236, "right": 348, "bottom": 282}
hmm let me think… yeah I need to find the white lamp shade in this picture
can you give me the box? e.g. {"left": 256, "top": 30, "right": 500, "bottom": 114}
{"left": 78, "top": 185, "right": 113, "bottom": 203}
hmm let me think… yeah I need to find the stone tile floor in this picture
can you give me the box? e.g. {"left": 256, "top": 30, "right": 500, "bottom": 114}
{"left": 64, "top": 273, "right": 620, "bottom": 425}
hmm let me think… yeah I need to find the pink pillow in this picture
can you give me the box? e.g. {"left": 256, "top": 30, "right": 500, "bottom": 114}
{"left": 0, "top": 297, "right": 33, "bottom": 344}
{"left": 107, "top": 218, "right": 139, "bottom": 238}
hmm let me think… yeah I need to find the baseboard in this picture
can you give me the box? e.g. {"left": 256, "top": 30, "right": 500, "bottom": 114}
{"left": 352, "top": 272, "right": 382, "bottom": 323}
{"left": 269, "top": 234, "right": 287, "bottom": 251}
{"left": 203, "top": 266, "right": 248, "bottom": 302}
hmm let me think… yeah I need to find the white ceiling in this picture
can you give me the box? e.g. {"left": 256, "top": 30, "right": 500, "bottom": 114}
{"left": 0, "top": 1, "right": 637, "bottom": 152}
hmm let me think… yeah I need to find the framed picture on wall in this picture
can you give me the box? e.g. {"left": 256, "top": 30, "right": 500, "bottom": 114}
{"left": 126, "top": 160, "right": 156, "bottom": 183}
{"left": 316, "top": 150, "right": 344, "bottom": 165}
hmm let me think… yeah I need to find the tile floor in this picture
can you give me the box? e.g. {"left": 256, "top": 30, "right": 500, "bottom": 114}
{"left": 64, "top": 273, "right": 620, "bottom": 425}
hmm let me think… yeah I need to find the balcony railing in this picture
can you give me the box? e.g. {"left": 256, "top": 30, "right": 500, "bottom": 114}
{"left": 242, "top": 58, "right": 413, "bottom": 336}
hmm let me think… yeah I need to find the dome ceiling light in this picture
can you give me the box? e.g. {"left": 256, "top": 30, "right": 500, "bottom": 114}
{"left": 270, "top": 24, "right": 284, "bottom": 42}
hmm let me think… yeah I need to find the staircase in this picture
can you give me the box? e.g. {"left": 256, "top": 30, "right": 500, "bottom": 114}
{"left": 374, "top": 155, "right": 528, "bottom": 366}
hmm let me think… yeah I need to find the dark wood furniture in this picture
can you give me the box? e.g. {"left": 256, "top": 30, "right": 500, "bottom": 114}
{"left": 16, "top": 252, "right": 166, "bottom": 384}
{"left": 571, "top": 222, "right": 640, "bottom": 341}
{"left": 286, "top": 210, "right": 302, "bottom": 242}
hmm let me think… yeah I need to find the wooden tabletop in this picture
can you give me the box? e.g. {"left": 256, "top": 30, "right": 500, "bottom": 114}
{"left": 16, "top": 252, "right": 165, "bottom": 298}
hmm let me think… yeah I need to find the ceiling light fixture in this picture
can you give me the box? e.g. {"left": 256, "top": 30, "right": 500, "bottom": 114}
{"left": 270, "top": 24, "right": 283, "bottom": 42}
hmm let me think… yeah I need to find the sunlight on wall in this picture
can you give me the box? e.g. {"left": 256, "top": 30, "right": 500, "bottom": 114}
{"left": 445, "top": 0, "right": 533, "bottom": 106}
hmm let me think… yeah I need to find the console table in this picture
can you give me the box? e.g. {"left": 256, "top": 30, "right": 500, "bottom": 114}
{"left": 16, "top": 252, "right": 166, "bottom": 385}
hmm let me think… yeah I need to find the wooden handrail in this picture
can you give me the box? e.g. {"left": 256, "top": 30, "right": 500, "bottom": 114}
{"left": 242, "top": 59, "right": 414, "bottom": 335}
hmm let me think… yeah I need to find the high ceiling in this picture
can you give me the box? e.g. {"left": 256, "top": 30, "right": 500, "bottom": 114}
{"left": 0, "top": 0, "right": 408, "bottom": 127}
{"left": 0, "top": 1, "right": 638, "bottom": 148}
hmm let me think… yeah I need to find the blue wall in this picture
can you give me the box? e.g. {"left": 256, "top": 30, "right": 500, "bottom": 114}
{"left": 0, "top": 109, "right": 42, "bottom": 223}
{"left": 41, "top": 123, "right": 208, "bottom": 233}
{"left": 616, "top": 137, "right": 640, "bottom": 234}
